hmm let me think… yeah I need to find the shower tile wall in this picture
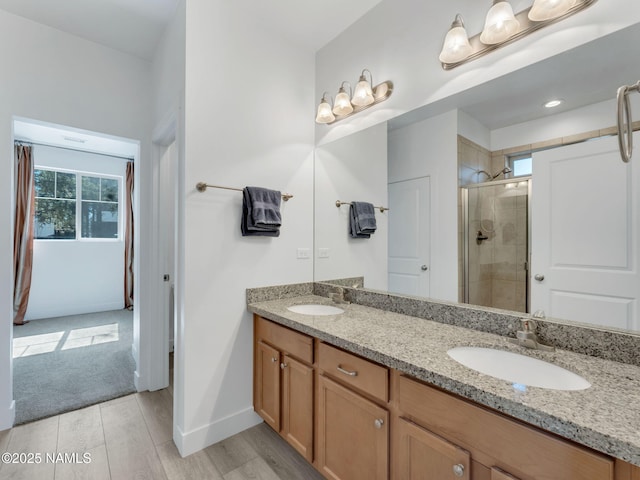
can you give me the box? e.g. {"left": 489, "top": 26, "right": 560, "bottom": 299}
{"left": 467, "top": 184, "right": 528, "bottom": 313}
{"left": 457, "top": 136, "right": 492, "bottom": 301}
{"left": 458, "top": 136, "right": 528, "bottom": 313}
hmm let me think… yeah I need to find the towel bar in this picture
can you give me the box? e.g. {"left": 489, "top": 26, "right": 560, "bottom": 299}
{"left": 336, "top": 200, "right": 388, "bottom": 213}
{"left": 196, "top": 182, "right": 293, "bottom": 201}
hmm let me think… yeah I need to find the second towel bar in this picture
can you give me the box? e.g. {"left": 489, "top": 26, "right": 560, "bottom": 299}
{"left": 336, "top": 200, "right": 389, "bottom": 213}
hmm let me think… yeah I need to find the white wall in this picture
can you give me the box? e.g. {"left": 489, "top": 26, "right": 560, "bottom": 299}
{"left": 388, "top": 110, "right": 459, "bottom": 302}
{"left": 458, "top": 111, "right": 491, "bottom": 150}
{"left": 0, "top": 9, "right": 153, "bottom": 429}
{"left": 315, "top": 123, "right": 388, "bottom": 289}
{"left": 26, "top": 145, "right": 127, "bottom": 320}
{"left": 179, "top": 0, "right": 315, "bottom": 456}
{"left": 491, "top": 97, "right": 640, "bottom": 150}
{"left": 315, "top": 0, "right": 640, "bottom": 146}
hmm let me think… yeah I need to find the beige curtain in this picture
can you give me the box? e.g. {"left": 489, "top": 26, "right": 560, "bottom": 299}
{"left": 13, "top": 145, "right": 35, "bottom": 325}
{"left": 124, "top": 161, "right": 134, "bottom": 309}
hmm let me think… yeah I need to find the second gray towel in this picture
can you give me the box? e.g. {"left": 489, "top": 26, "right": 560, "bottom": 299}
{"left": 241, "top": 186, "right": 281, "bottom": 237}
{"left": 349, "top": 201, "right": 377, "bottom": 238}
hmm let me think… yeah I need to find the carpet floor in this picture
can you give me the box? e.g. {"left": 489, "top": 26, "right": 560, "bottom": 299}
{"left": 13, "top": 309, "right": 135, "bottom": 425}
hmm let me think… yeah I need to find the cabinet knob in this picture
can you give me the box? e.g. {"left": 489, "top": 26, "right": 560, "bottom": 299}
{"left": 374, "top": 418, "right": 384, "bottom": 429}
{"left": 271, "top": 357, "right": 277, "bottom": 363}
{"left": 280, "top": 362, "right": 287, "bottom": 370}
{"left": 453, "top": 463, "right": 465, "bottom": 477}
{"left": 421, "top": 265, "right": 428, "bottom": 271}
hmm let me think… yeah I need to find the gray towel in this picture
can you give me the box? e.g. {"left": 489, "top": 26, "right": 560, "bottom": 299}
{"left": 349, "top": 201, "right": 377, "bottom": 238}
{"left": 241, "top": 186, "right": 281, "bottom": 237}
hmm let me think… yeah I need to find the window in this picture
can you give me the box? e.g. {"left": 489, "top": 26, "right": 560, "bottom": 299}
{"left": 508, "top": 154, "right": 533, "bottom": 177}
{"left": 34, "top": 168, "right": 121, "bottom": 240}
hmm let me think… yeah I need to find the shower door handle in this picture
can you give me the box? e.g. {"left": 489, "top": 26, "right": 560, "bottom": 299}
{"left": 534, "top": 274, "right": 545, "bottom": 282}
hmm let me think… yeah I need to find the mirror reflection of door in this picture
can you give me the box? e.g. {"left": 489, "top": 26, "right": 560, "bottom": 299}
{"left": 531, "top": 133, "right": 640, "bottom": 330}
{"left": 388, "top": 176, "right": 430, "bottom": 297}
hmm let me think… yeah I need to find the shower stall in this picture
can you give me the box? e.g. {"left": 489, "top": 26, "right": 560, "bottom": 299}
{"left": 462, "top": 177, "right": 531, "bottom": 313}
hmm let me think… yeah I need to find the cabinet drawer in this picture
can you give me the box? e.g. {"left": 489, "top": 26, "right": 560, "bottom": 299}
{"left": 398, "top": 375, "right": 614, "bottom": 480}
{"left": 256, "top": 316, "right": 313, "bottom": 364}
{"left": 318, "top": 342, "right": 388, "bottom": 402}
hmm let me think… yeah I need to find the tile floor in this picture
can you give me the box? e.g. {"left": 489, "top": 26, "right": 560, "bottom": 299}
{"left": 0, "top": 389, "right": 324, "bottom": 479}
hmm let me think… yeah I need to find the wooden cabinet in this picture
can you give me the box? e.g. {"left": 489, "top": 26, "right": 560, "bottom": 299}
{"left": 396, "top": 373, "right": 614, "bottom": 480}
{"left": 254, "top": 317, "right": 314, "bottom": 462}
{"left": 397, "top": 418, "right": 471, "bottom": 480}
{"left": 317, "top": 374, "right": 389, "bottom": 480}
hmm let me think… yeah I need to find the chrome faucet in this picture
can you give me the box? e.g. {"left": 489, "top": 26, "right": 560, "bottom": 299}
{"left": 509, "top": 319, "right": 554, "bottom": 352}
{"left": 328, "top": 287, "right": 350, "bottom": 305}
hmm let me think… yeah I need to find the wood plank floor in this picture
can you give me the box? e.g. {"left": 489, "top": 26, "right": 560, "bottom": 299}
{"left": 0, "top": 389, "right": 325, "bottom": 480}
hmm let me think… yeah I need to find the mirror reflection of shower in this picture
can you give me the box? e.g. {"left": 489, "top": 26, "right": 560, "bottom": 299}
{"left": 462, "top": 177, "right": 531, "bottom": 313}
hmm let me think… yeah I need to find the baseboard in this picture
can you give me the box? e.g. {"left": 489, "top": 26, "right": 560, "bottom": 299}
{"left": 0, "top": 400, "right": 15, "bottom": 431}
{"left": 25, "top": 302, "right": 125, "bottom": 321}
{"left": 173, "top": 407, "right": 262, "bottom": 457}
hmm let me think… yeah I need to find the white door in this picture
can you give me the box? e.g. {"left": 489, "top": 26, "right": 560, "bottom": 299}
{"left": 158, "top": 141, "right": 177, "bottom": 351}
{"left": 388, "top": 177, "right": 430, "bottom": 297}
{"left": 531, "top": 134, "right": 639, "bottom": 330}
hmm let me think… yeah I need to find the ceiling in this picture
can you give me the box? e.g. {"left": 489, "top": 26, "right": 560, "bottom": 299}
{"left": 0, "top": 0, "right": 384, "bottom": 60}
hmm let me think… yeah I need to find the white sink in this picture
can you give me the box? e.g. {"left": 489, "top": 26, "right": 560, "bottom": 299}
{"left": 287, "top": 304, "right": 345, "bottom": 316}
{"left": 447, "top": 346, "right": 591, "bottom": 391}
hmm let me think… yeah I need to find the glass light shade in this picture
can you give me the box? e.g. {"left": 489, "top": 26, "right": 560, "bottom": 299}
{"left": 439, "top": 25, "right": 473, "bottom": 63}
{"left": 528, "top": 0, "right": 576, "bottom": 21}
{"left": 315, "top": 98, "right": 335, "bottom": 124}
{"left": 352, "top": 78, "right": 374, "bottom": 107}
{"left": 333, "top": 89, "right": 354, "bottom": 116}
{"left": 480, "top": 1, "right": 520, "bottom": 45}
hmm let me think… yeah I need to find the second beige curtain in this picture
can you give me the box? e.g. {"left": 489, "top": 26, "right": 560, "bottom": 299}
{"left": 124, "top": 161, "right": 134, "bottom": 309}
{"left": 13, "top": 145, "right": 35, "bottom": 325}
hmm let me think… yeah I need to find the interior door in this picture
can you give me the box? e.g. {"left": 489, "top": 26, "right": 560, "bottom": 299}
{"left": 531, "top": 133, "right": 639, "bottom": 330}
{"left": 388, "top": 177, "right": 430, "bottom": 297}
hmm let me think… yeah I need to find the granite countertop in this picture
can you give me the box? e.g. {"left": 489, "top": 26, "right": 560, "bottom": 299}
{"left": 248, "top": 294, "right": 640, "bottom": 466}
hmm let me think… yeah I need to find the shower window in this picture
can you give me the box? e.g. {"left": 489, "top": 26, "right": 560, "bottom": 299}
{"left": 509, "top": 154, "right": 533, "bottom": 177}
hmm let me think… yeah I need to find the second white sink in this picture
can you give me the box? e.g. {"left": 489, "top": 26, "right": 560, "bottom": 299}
{"left": 287, "top": 304, "right": 345, "bottom": 316}
{"left": 447, "top": 346, "right": 591, "bottom": 391}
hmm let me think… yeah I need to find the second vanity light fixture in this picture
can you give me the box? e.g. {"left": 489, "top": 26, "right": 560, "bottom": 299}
{"left": 439, "top": 0, "right": 598, "bottom": 70}
{"left": 315, "top": 69, "right": 393, "bottom": 124}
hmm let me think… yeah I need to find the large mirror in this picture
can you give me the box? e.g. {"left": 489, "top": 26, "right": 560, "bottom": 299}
{"left": 314, "top": 23, "right": 640, "bottom": 333}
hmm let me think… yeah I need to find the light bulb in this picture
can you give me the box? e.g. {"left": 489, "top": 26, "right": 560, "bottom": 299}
{"left": 480, "top": 0, "right": 520, "bottom": 45}
{"left": 352, "top": 71, "right": 374, "bottom": 107}
{"left": 315, "top": 95, "right": 335, "bottom": 124}
{"left": 439, "top": 15, "right": 473, "bottom": 64}
{"left": 333, "top": 86, "right": 353, "bottom": 116}
{"left": 529, "top": 0, "right": 576, "bottom": 21}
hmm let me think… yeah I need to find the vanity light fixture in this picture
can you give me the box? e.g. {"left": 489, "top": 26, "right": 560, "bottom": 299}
{"left": 315, "top": 69, "right": 393, "bottom": 125}
{"left": 439, "top": 0, "right": 597, "bottom": 70}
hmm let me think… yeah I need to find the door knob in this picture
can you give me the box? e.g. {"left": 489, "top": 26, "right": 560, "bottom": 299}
{"left": 421, "top": 265, "right": 428, "bottom": 271}
{"left": 534, "top": 274, "right": 545, "bottom": 281}
{"left": 453, "top": 463, "right": 465, "bottom": 477}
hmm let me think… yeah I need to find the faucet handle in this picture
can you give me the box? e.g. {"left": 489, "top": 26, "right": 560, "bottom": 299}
{"left": 520, "top": 318, "right": 537, "bottom": 331}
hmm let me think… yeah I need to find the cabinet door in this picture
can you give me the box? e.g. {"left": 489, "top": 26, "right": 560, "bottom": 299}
{"left": 317, "top": 375, "right": 388, "bottom": 480}
{"left": 397, "top": 418, "right": 470, "bottom": 480}
{"left": 255, "top": 341, "right": 280, "bottom": 430}
{"left": 282, "top": 354, "right": 314, "bottom": 462}
{"left": 491, "top": 467, "right": 520, "bottom": 480}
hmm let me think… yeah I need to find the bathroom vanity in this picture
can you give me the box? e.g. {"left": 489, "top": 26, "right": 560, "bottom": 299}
{"left": 248, "top": 284, "right": 640, "bottom": 480}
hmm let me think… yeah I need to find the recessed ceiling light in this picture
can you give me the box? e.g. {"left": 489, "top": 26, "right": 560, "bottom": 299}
{"left": 544, "top": 99, "right": 563, "bottom": 108}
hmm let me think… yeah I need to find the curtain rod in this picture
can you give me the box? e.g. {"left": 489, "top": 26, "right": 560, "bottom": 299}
{"left": 14, "top": 139, "right": 134, "bottom": 161}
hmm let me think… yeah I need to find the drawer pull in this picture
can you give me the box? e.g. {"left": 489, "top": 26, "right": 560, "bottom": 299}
{"left": 374, "top": 418, "right": 384, "bottom": 429}
{"left": 337, "top": 365, "right": 358, "bottom": 377}
{"left": 280, "top": 362, "right": 288, "bottom": 370}
{"left": 453, "top": 463, "right": 465, "bottom": 477}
